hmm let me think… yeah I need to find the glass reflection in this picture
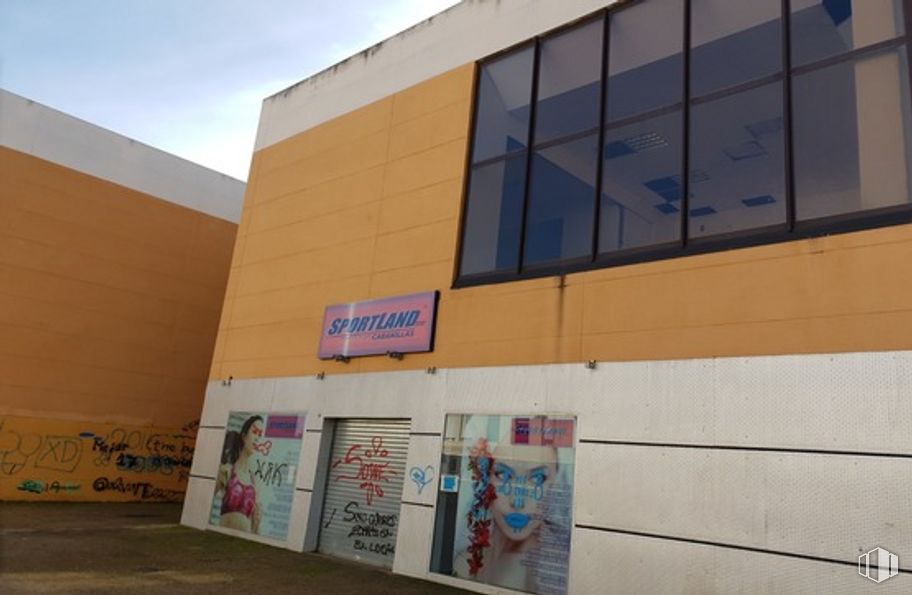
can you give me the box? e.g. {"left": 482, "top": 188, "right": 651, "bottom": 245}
{"left": 607, "top": 0, "right": 684, "bottom": 121}
{"left": 460, "top": 157, "right": 527, "bottom": 276}
{"left": 524, "top": 134, "right": 599, "bottom": 266}
{"left": 535, "top": 19, "right": 603, "bottom": 144}
{"left": 794, "top": 46, "right": 912, "bottom": 220}
{"left": 791, "top": 0, "right": 904, "bottom": 67}
{"left": 600, "top": 110, "right": 683, "bottom": 252}
{"left": 689, "top": 82, "right": 787, "bottom": 238}
{"left": 472, "top": 47, "right": 535, "bottom": 163}
{"left": 691, "top": 0, "right": 782, "bottom": 96}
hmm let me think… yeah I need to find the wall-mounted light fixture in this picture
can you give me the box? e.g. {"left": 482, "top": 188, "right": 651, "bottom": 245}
{"left": 585, "top": 360, "right": 597, "bottom": 370}
{"left": 221, "top": 376, "right": 233, "bottom": 386}
{"left": 333, "top": 354, "right": 351, "bottom": 364}
{"left": 387, "top": 351, "right": 404, "bottom": 361}
{"left": 426, "top": 366, "right": 437, "bottom": 375}
{"left": 316, "top": 372, "right": 326, "bottom": 380}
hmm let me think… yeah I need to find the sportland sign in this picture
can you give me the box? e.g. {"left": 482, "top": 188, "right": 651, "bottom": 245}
{"left": 318, "top": 291, "right": 438, "bottom": 359}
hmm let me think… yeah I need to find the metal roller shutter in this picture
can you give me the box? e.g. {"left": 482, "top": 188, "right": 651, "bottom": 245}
{"left": 318, "top": 418, "right": 410, "bottom": 568}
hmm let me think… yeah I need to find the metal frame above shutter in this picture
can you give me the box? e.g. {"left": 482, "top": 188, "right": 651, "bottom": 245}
{"left": 317, "top": 418, "right": 410, "bottom": 568}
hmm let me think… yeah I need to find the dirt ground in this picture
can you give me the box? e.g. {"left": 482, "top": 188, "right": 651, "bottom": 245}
{"left": 0, "top": 502, "right": 468, "bottom": 594}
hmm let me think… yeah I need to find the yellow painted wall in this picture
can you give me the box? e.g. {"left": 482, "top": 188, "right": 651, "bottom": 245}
{"left": 0, "top": 146, "right": 235, "bottom": 499}
{"left": 211, "top": 63, "right": 912, "bottom": 380}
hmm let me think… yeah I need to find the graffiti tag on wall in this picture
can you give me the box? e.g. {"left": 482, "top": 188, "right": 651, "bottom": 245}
{"left": 0, "top": 416, "right": 197, "bottom": 502}
{"left": 331, "top": 436, "right": 396, "bottom": 506}
{"left": 324, "top": 435, "right": 403, "bottom": 559}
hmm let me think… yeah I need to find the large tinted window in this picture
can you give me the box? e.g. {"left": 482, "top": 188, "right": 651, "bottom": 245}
{"left": 456, "top": 0, "right": 912, "bottom": 286}
{"left": 460, "top": 48, "right": 535, "bottom": 278}
{"left": 601, "top": 0, "right": 684, "bottom": 253}
{"left": 522, "top": 20, "right": 604, "bottom": 268}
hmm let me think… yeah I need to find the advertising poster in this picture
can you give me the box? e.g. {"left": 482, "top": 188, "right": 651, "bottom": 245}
{"left": 209, "top": 411, "right": 306, "bottom": 541}
{"left": 431, "top": 414, "right": 576, "bottom": 595}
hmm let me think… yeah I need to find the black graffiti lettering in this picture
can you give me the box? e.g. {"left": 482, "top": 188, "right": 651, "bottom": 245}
{"left": 92, "top": 437, "right": 129, "bottom": 454}
{"left": 342, "top": 501, "right": 397, "bottom": 527}
{"left": 92, "top": 476, "right": 183, "bottom": 501}
{"left": 253, "top": 460, "right": 287, "bottom": 487}
{"left": 115, "top": 452, "right": 191, "bottom": 476}
{"left": 353, "top": 539, "right": 395, "bottom": 557}
{"left": 342, "top": 501, "right": 397, "bottom": 556}
{"left": 347, "top": 525, "right": 392, "bottom": 539}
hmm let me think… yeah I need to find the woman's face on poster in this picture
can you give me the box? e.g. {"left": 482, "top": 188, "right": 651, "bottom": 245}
{"left": 489, "top": 443, "right": 558, "bottom": 542}
{"left": 242, "top": 419, "right": 264, "bottom": 455}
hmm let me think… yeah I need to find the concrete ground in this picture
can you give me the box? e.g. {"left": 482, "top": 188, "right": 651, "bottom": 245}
{"left": 0, "top": 502, "right": 469, "bottom": 594}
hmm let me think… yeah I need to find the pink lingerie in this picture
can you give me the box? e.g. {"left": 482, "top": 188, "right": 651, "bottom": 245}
{"left": 221, "top": 469, "right": 256, "bottom": 517}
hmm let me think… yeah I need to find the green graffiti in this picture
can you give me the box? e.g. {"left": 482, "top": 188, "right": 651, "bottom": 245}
{"left": 17, "top": 479, "right": 43, "bottom": 494}
{"left": 16, "top": 480, "right": 81, "bottom": 495}
{"left": 46, "top": 480, "right": 80, "bottom": 493}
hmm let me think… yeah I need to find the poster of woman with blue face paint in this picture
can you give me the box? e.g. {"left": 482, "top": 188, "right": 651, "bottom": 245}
{"left": 431, "top": 414, "right": 576, "bottom": 595}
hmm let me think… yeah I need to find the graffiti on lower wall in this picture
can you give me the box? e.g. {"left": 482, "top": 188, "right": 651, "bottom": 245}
{"left": 0, "top": 415, "right": 197, "bottom": 502}
{"left": 324, "top": 435, "right": 401, "bottom": 560}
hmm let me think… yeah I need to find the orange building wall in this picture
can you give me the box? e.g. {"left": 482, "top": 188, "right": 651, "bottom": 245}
{"left": 0, "top": 146, "right": 236, "bottom": 501}
{"left": 210, "top": 63, "right": 912, "bottom": 381}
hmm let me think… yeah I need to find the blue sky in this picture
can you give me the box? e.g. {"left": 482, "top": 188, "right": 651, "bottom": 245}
{"left": 0, "top": 1, "right": 461, "bottom": 180}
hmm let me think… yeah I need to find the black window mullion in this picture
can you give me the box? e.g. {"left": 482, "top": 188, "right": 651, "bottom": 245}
{"left": 591, "top": 12, "right": 610, "bottom": 262}
{"left": 516, "top": 39, "right": 542, "bottom": 275}
{"left": 791, "top": 36, "right": 907, "bottom": 77}
{"left": 783, "top": 0, "right": 795, "bottom": 232}
{"left": 453, "top": 63, "right": 482, "bottom": 283}
{"left": 681, "top": 0, "right": 692, "bottom": 248}
{"left": 906, "top": 0, "right": 912, "bottom": 108}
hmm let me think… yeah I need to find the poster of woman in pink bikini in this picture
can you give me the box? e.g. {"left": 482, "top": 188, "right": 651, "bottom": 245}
{"left": 209, "top": 411, "right": 306, "bottom": 540}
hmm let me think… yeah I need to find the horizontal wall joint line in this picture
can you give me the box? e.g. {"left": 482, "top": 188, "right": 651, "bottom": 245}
{"left": 578, "top": 439, "right": 912, "bottom": 460}
{"left": 401, "top": 500, "right": 434, "bottom": 509}
{"left": 575, "top": 525, "right": 912, "bottom": 574}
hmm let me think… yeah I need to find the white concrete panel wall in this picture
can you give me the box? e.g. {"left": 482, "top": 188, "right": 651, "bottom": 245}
{"left": 572, "top": 530, "right": 912, "bottom": 595}
{"left": 402, "top": 434, "right": 443, "bottom": 506}
{"left": 181, "top": 476, "right": 216, "bottom": 530}
{"left": 576, "top": 445, "right": 912, "bottom": 562}
{"left": 255, "top": 0, "right": 623, "bottom": 151}
{"left": 392, "top": 503, "right": 436, "bottom": 578}
{"left": 0, "top": 89, "right": 244, "bottom": 222}
{"left": 183, "top": 351, "right": 912, "bottom": 592}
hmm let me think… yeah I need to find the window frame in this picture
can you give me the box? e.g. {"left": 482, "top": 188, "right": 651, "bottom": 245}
{"left": 453, "top": 0, "right": 912, "bottom": 289}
